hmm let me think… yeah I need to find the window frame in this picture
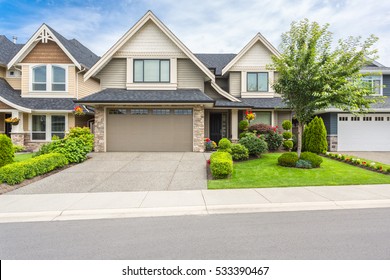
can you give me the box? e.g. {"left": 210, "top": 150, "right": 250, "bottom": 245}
{"left": 133, "top": 59, "right": 170, "bottom": 83}
{"left": 30, "top": 113, "right": 67, "bottom": 141}
{"left": 30, "top": 64, "right": 68, "bottom": 92}
{"left": 247, "top": 72, "right": 269, "bottom": 92}
{"left": 362, "top": 75, "right": 383, "bottom": 96}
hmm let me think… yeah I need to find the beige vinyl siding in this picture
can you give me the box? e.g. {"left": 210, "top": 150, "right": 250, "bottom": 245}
{"left": 23, "top": 113, "right": 29, "bottom": 132}
{"left": 231, "top": 42, "right": 273, "bottom": 70}
{"left": 21, "top": 65, "right": 29, "bottom": 95}
{"left": 68, "top": 113, "right": 75, "bottom": 129}
{"left": 97, "top": 58, "right": 126, "bottom": 89}
{"left": 229, "top": 72, "right": 241, "bottom": 97}
{"left": 177, "top": 59, "right": 204, "bottom": 91}
{"left": 78, "top": 73, "right": 100, "bottom": 98}
{"left": 68, "top": 65, "right": 76, "bottom": 97}
{"left": 204, "top": 82, "right": 222, "bottom": 99}
{"left": 116, "top": 21, "right": 184, "bottom": 55}
{"left": 0, "top": 67, "right": 5, "bottom": 78}
{"left": 0, "top": 101, "right": 13, "bottom": 109}
{"left": 5, "top": 77, "right": 21, "bottom": 89}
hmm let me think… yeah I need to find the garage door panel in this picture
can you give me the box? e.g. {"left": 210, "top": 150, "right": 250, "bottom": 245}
{"left": 107, "top": 110, "right": 193, "bottom": 152}
{"left": 338, "top": 114, "right": 390, "bottom": 151}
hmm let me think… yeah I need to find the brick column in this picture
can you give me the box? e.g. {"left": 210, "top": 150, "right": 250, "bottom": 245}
{"left": 193, "top": 105, "right": 205, "bottom": 152}
{"left": 94, "top": 106, "right": 105, "bottom": 152}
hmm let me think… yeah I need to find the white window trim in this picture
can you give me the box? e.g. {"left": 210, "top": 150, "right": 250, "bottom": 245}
{"left": 362, "top": 75, "right": 383, "bottom": 96}
{"left": 29, "top": 64, "right": 68, "bottom": 93}
{"left": 241, "top": 71, "right": 275, "bottom": 96}
{"left": 29, "top": 113, "right": 68, "bottom": 142}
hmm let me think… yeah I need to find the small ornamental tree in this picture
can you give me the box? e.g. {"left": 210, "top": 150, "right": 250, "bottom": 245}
{"left": 271, "top": 19, "right": 381, "bottom": 157}
{"left": 304, "top": 117, "right": 328, "bottom": 154}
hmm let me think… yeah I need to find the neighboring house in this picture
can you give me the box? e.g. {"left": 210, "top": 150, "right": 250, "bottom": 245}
{"left": 317, "top": 61, "right": 390, "bottom": 151}
{"left": 0, "top": 24, "right": 100, "bottom": 150}
{"left": 79, "top": 11, "right": 292, "bottom": 152}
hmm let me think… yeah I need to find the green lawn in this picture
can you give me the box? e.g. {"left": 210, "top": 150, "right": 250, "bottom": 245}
{"left": 208, "top": 153, "right": 390, "bottom": 189}
{"left": 14, "top": 153, "right": 35, "bottom": 162}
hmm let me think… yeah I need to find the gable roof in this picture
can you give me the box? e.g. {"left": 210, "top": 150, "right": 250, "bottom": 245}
{"left": 7, "top": 24, "right": 99, "bottom": 70}
{"left": 195, "top": 53, "right": 236, "bottom": 76}
{"left": 221, "top": 33, "right": 280, "bottom": 76}
{"left": 0, "top": 35, "right": 23, "bottom": 66}
{"left": 84, "top": 11, "right": 215, "bottom": 81}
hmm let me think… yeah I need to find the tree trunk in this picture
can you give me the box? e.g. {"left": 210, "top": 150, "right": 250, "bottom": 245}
{"left": 297, "top": 122, "right": 304, "bottom": 158}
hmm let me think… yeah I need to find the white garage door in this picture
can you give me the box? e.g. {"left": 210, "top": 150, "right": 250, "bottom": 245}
{"left": 338, "top": 114, "right": 390, "bottom": 151}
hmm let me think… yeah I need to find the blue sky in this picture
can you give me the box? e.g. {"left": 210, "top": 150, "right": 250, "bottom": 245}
{"left": 1, "top": 0, "right": 390, "bottom": 65}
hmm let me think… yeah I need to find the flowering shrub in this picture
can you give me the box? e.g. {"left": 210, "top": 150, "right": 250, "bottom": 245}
{"left": 204, "top": 138, "right": 217, "bottom": 151}
{"left": 324, "top": 153, "right": 390, "bottom": 174}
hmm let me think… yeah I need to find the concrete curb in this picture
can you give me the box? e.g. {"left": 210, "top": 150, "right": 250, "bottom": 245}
{"left": 1, "top": 199, "right": 390, "bottom": 224}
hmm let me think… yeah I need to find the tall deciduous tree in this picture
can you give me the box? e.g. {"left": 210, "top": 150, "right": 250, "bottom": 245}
{"left": 271, "top": 19, "right": 380, "bottom": 157}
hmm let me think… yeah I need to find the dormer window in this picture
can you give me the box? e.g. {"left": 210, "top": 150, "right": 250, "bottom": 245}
{"left": 31, "top": 65, "right": 67, "bottom": 92}
{"left": 134, "top": 59, "right": 170, "bottom": 83}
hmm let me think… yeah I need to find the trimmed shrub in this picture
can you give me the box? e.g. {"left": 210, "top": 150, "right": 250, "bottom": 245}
{"left": 239, "top": 120, "right": 249, "bottom": 131}
{"left": 13, "top": 144, "right": 25, "bottom": 153}
{"left": 35, "top": 142, "right": 54, "bottom": 157}
{"left": 278, "top": 152, "right": 299, "bottom": 167}
{"left": 303, "top": 116, "right": 328, "bottom": 154}
{"left": 300, "top": 151, "right": 323, "bottom": 168}
{"left": 50, "top": 138, "right": 91, "bottom": 163}
{"left": 0, "top": 153, "right": 68, "bottom": 185}
{"left": 0, "top": 134, "right": 14, "bottom": 167}
{"left": 239, "top": 134, "right": 268, "bottom": 157}
{"left": 66, "top": 127, "right": 94, "bottom": 152}
{"left": 210, "top": 152, "right": 233, "bottom": 179}
{"left": 282, "top": 131, "right": 292, "bottom": 140}
{"left": 264, "top": 132, "right": 283, "bottom": 151}
{"left": 217, "top": 138, "right": 232, "bottom": 153}
{"left": 282, "top": 120, "right": 292, "bottom": 130}
{"left": 283, "top": 140, "right": 294, "bottom": 150}
{"left": 248, "top": 123, "right": 274, "bottom": 134}
{"left": 230, "top": 143, "right": 249, "bottom": 161}
{"left": 296, "top": 159, "right": 313, "bottom": 169}
{"left": 239, "top": 132, "right": 247, "bottom": 139}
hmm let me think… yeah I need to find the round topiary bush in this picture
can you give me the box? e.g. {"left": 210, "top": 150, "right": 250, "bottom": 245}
{"left": 0, "top": 134, "right": 14, "bottom": 167}
{"left": 230, "top": 143, "right": 249, "bottom": 161}
{"left": 282, "top": 120, "right": 292, "bottom": 130}
{"left": 278, "top": 152, "right": 299, "bottom": 167}
{"left": 282, "top": 131, "right": 292, "bottom": 140}
{"left": 239, "top": 120, "right": 249, "bottom": 131}
{"left": 264, "top": 132, "right": 283, "bottom": 151}
{"left": 239, "top": 134, "right": 268, "bottom": 157}
{"left": 283, "top": 140, "right": 294, "bottom": 150}
{"left": 218, "top": 138, "right": 231, "bottom": 149}
{"left": 300, "top": 151, "right": 323, "bottom": 168}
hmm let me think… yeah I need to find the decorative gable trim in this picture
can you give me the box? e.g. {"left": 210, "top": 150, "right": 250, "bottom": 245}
{"left": 210, "top": 81, "right": 240, "bottom": 102}
{"left": 7, "top": 24, "right": 81, "bottom": 69}
{"left": 0, "top": 96, "right": 31, "bottom": 112}
{"left": 84, "top": 11, "right": 215, "bottom": 82}
{"left": 221, "top": 33, "right": 280, "bottom": 76}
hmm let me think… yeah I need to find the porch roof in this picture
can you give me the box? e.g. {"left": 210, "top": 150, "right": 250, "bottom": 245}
{"left": 240, "top": 97, "right": 289, "bottom": 109}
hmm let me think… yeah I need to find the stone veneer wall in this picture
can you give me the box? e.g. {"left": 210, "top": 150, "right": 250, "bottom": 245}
{"left": 193, "top": 105, "right": 204, "bottom": 152}
{"left": 327, "top": 135, "right": 338, "bottom": 151}
{"left": 94, "top": 106, "right": 105, "bottom": 152}
{"left": 10, "top": 133, "right": 24, "bottom": 146}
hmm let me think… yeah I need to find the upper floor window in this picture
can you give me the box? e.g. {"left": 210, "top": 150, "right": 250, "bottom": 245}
{"left": 134, "top": 59, "right": 170, "bottom": 83}
{"left": 31, "top": 65, "right": 67, "bottom": 92}
{"left": 247, "top": 72, "right": 268, "bottom": 92}
{"left": 362, "top": 75, "right": 382, "bottom": 95}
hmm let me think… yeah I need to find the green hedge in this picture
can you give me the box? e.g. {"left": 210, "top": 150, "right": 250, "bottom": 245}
{"left": 210, "top": 151, "right": 233, "bottom": 179}
{"left": 0, "top": 153, "right": 68, "bottom": 185}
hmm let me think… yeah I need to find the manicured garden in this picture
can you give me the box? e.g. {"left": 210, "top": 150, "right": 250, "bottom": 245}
{"left": 208, "top": 153, "right": 390, "bottom": 189}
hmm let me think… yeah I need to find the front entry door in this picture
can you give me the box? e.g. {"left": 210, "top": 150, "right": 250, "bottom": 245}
{"left": 5, "top": 114, "right": 11, "bottom": 137}
{"left": 210, "top": 113, "right": 223, "bottom": 143}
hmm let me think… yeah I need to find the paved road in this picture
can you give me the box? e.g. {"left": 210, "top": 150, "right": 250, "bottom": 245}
{"left": 1, "top": 208, "right": 390, "bottom": 259}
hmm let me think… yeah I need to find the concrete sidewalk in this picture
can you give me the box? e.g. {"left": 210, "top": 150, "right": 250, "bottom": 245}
{"left": 1, "top": 184, "right": 390, "bottom": 223}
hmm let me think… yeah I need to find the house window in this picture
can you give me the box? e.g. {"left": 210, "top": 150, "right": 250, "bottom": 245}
{"left": 152, "top": 109, "right": 170, "bottom": 115}
{"left": 134, "top": 59, "right": 170, "bottom": 83}
{"left": 174, "top": 109, "right": 192, "bottom": 115}
{"left": 363, "top": 116, "right": 372, "bottom": 121}
{"left": 31, "top": 65, "right": 67, "bottom": 92}
{"left": 375, "top": 116, "right": 384, "bottom": 121}
{"left": 32, "top": 66, "right": 47, "bottom": 91}
{"left": 362, "top": 75, "right": 382, "bottom": 95}
{"left": 251, "top": 111, "right": 272, "bottom": 125}
{"left": 32, "top": 115, "right": 46, "bottom": 140}
{"left": 351, "top": 116, "right": 360, "bottom": 121}
{"left": 130, "top": 109, "right": 149, "bottom": 115}
{"left": 339, "top": 117, "right": 348, "bottom": 121}
{"left": 247, "top": 72, "right": 268, "bottom": 92}
{"left": 31, "top": 114, "right": 66, "bottom": 141}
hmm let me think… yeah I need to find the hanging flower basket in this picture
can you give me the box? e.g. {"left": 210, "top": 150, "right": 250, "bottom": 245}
{"left": 73, "top": 105, "right": 85, "bottom": 116}
{"left": 5, "top": 117, "right": 20, "bottom": 126}
{"left": 245, "top": 110, "right": 256, "bottom": 123}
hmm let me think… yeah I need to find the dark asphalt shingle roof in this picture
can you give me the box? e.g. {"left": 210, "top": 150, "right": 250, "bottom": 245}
{"left": 0, "top": 78, "right": 76, "bottom": 110}
{"left": 195, "top": 53, "right": 236, "bottom": 76}
{"left": 0, "top": 36, "right": 23, "bottom": 66}
{"left": 214, "top": 99, "right": 252, "bottom": 108}
{"left": 46, "top": 25, "right": 100, "bottom": 69}
{"left": 240, "top": 97, "right": 289, "bottom": 109}
{"left": 78, "top": 88, "right": 214, "bottom": 103}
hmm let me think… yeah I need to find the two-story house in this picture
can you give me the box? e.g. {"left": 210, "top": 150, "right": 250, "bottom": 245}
{"left": 0, "top": 24, "right": 100, "bottom": 150}
{"left": 79, "top": 11, "right": 292, "bottom": 152}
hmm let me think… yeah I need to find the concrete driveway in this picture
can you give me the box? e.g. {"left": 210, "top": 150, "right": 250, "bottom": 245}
{"left": 343, "top": 152, "right": 390, "bottom": 165}
{"left": 8, "top": 152, "right": 208, "bottom": 194}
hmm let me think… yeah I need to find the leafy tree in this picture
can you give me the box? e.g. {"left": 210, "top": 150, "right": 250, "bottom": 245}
{"left": 271, "top": 19, "right": 380, "bottom": 156}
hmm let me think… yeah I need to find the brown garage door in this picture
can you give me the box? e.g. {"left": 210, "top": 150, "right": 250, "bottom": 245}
{"left": 106, "top": 108, "right": 193, "bottom": 152}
